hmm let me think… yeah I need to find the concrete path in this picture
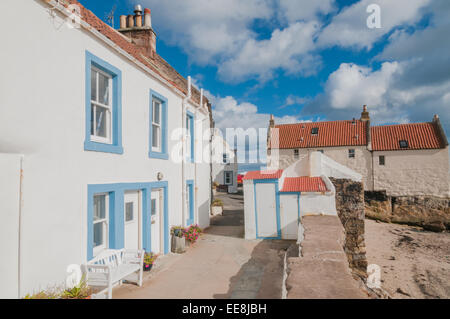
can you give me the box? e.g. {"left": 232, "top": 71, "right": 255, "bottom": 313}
{"left": 113, "top": 190, "right": 294, "bottom": 299}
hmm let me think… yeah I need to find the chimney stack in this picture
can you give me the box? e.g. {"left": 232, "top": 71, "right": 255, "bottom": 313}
{"left": 360, "top": 105, "right": 370, "bottom": 122}
{"left": 269, "top": 114, "right": 275, "bottom": 128}
{"left": 118, "top": 5, "right": 157, "bottom": 59}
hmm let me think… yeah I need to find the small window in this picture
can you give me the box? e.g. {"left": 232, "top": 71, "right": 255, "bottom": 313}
{"left": 224, "top": 171, "right": 233, "bottom": 185}
{"left": 294, "top": 149, "right": 299, "bottom": 159}
{"left": 151, "top": 199, "right": 156, "bottom": 216}
{"left": 379, "top": 155, "right": 385, "bottom": 166}
{"left": 186, "top": 113, "right": 194, "bottom": 162}
{"left": 93, "top": 194, "right": 108, "bottom": 255}
{"left": 152, "top": 100, "right": 162, "bottom": 152}
{"left": 223, "top": 153, "right": 229, "bottom": 164}
{"left": 311, "top": 127, "right": 319, "bottom": 135}
{"left": 399, "top": 140, "right": 409, "bottom": 148}
{"left": 125, "top": 202, "right": 134, "bottom": 222}
{"left": 90, "top": 67, "right": 112, "bottom": 144}
{"left": 348, "top": 149, "right": 355, "bottom": 158}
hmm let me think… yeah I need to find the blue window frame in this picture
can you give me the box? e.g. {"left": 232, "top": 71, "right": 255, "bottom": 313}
{"left": 84, "top": 51, "right": 123, "bottom": 154}
{"left": 186, "top": 111, "right": 195, "bottom": 163}
{"left": 87, "top": 181, "right": 169, "bottom": 261}
{"left": 149, "top": 90, "right": 168, "bottom": 160}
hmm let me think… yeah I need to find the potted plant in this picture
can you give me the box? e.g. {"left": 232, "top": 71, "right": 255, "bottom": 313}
{"left": 171, "top": 226, "right": 186, "bottom": 253}
{"left": 61, "top": 280, "right": 92, "bottom": 299}
{"left": 143, "top": 252, "right": 158, "bottom": 271}
{"left": 184, "top": 224, "right": 202, "bottom": 245}
{"left": 211, "top": 199, "right": 224, "bottom": 216}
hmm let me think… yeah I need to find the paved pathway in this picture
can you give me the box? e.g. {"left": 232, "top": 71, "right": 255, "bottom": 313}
{"left": 113, "top": 190, "right": 293, "bottom": 299}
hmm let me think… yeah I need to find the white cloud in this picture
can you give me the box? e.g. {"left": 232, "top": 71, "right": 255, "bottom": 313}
{"left": 318, "top": 0, "right": 431, "bottom": 50}
{"left": 277, "top": 0, "right": 336, "bottom": 23}
{"left": 325, "top": 62, "right": 400, "bottom": 110}
{"left": 218, "top": 21, "right": 321, "bottom": 82}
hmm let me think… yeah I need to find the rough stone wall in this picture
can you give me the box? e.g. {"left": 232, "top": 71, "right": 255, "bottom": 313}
{"left": 330, "top": 178, "right": 368, "bottom": 281}
{"left": 365, "top": 191, "right": 450, "bottom": 232}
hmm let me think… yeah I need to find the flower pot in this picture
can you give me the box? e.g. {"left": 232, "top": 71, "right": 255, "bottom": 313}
{"left": 212, "top": 206, "right": 223, "bottom": 216}
{"left": 171, "top": 235, "right": 186, "bottom": 253}
{"left": 143, "top": 263, "right": 153, "bottom": 272}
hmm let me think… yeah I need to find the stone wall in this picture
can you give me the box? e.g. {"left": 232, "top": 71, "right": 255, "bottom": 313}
{"left": 365, "top": 191, "right": 450, "bottom": 232}
{"left": 330, "top": 178, "right": 368, "bottom": 281}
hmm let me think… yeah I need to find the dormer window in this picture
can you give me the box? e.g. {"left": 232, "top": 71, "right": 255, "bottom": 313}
{"left": 311, "top": 127, "right": 319, "bottom": 135}
{"left": 399, "top": 140, "right": 409, "bottom": 148}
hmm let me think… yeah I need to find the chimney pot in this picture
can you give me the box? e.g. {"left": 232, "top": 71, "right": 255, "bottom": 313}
{"left": 135, "top": 15, "right": 142, "bottom": 27}
{"left": 120, "top": 15, "right": 127, "bottom": 29}
{"left": 127, "top": 15, "right": 134, "bottom": 28}
{"left": 144, "top": 8, "right": 152, "bottom": 28}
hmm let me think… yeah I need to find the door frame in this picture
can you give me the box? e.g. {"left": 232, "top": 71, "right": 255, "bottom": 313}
{"left": 253, "top": 179, "right": 281, "bottom": 239}
{"left": 186, "top": 180, "right": 194, "bottom": 226}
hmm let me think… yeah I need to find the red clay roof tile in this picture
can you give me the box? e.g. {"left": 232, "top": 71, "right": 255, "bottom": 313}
{"left": 281, "top": 177, "right": 328, "bottom": 193}
{"left": 270, "top": 120, "right": 368, "bottom": 149}
{"left": 243, "top": 170, "right": 283, "bottom": 180}
{"left": 371, "top": 122, "right": 443, "bottom": 151}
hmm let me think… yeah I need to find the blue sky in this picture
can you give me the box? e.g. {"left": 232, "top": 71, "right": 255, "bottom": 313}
{"left": 80, "top": 0, "right": 449, "bottom": 164}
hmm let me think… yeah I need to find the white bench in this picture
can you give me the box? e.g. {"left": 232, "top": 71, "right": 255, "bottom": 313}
{"left": 82, "top": 249, "right": 144, "bottom": 299}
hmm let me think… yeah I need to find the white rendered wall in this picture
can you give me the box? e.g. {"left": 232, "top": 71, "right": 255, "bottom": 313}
{"left": 243, "top": 180, "right": 256, "bottom": 240}
{"left": 373, "top": 148, "right": 450, "bottom": 197}
{"left": 0, "top": 0, "right": 210, "bottom": 296}
{"left": 300, "top": 193, "right": 337, "bottom": 216}
{"left": 0, "top": 154, "right": 22, "bottom": 298}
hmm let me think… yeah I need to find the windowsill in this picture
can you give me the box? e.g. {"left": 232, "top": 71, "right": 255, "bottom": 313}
{"left": 84, "top": 140, "right": 123, "bottom": 154}
{"left": 149, "top": 150, "right": 169, "bottom": 160}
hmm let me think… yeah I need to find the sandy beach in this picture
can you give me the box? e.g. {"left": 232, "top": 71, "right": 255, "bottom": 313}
{"left": 365, "top": 219, "right": 450, "bottom": 299}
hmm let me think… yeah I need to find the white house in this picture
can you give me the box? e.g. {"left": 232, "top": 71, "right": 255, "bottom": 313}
{"left": 243, "top": 152, "right": 361, "bottom": 241}
{"left": 0, "top": 0, "right": 213, "bottom": 298}
{"left": 211, "top": 129, "right": 238, "bottom": 193}
{"left": 267, "top": 107, "right": 450, "bottom": 197}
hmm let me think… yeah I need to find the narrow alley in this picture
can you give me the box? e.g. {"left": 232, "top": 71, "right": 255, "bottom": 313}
{"left": 113, "top": 190, "right": 294, "bottom": 299}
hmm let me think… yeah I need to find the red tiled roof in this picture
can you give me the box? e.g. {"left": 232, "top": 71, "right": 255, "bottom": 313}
{"left": 371, "top": 122, "right": 443, "bottom": 151}
{"left": 61, "top": 0, "right": 209, "bottom": 108}
{"left": 243, "top": 170, "right": 283, "bottom": 180}
{"left": 269, "top": 120, "right": 368, "bottom": 149}
{"left": 281, "top": 177, "right": 328, "bottom": 193}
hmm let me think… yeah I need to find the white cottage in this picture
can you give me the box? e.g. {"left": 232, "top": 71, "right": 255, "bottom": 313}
{"left": 211, "top": 129, "right": 238, "bottom": 193}
{"left": 243, "top": 152, "right": 361, "bottom": 240}
{"left": 0, "top": 0, "right": 213, "bottom": 298}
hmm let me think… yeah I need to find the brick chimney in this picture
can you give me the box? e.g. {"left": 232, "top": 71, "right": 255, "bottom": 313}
{"left": 360, "top": 105, "right": 370, "bottom": 122}
{"left": 118, "top": 5, "right": 157, "bottom": 59}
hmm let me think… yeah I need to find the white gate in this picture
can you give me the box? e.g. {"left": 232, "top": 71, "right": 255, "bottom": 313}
{"left": 280, "top": 194, "right": 299, "bottom": 240}
{"left": 254, "top": 183, "right": 278, "bottom": 238}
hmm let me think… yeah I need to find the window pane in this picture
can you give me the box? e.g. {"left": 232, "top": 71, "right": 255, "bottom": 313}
{"left": 93, "top": 222, "right": 103, "bottom": 247}
{"left": 98, "top": 72, "right": 110, "bottom": 105}
{"left": 152, "top": 125, "right": 160, "bottom": 148}
{"left": 90, "top": 105, "right": 95, "bottom": 136}
{"left": 95, "top": 106, "right": 108, "bottom": 138}
{"left": 94, "top": 195, "right": 106, "bottom": 221}
{"left": 151, "top": 199, "right": 156, "bottom": 216}
{"left": 91, "top": 70, "right": 97, "bottom": 101}
{"left": 153, "top": 102, "right": 161, "bottom": 125}
{"left": 125, "top": 202, "right": 134, "bottom": 222}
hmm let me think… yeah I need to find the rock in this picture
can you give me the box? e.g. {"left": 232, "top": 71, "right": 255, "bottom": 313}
{"left": 422, "top": 221, "right": 446, "bottom": 232}
{"left": 396, "top": 288, "right": 411, "bottom": 297}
